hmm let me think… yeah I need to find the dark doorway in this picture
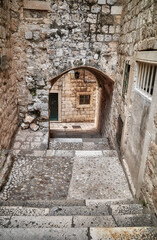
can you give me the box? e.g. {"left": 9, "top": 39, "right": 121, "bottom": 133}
{"left": 49, "top": 93, "right": 58, "bottom": 121}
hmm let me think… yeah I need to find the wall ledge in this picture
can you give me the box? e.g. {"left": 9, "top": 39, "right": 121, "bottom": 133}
{"left": 23, "top": 0, "right": 51, "bottom": 11}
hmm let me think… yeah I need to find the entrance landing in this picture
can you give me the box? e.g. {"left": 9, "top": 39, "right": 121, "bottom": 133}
{"left": 50, "top": 122, "right": 96, "bottom": 131}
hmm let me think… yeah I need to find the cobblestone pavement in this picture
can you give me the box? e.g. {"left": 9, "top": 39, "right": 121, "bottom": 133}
{"left": 0, "top": 155, "right": 74, "bottom": 201}
{"left": 0, "top": 129, "right": 132, "bottom": 201}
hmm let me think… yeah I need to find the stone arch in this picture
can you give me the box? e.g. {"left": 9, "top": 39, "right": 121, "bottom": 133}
{"left": 49, "top": 66, "right": 115, "bottom": 137}
{"left": 50, "top": 65, "right": 114, "bottom": 95}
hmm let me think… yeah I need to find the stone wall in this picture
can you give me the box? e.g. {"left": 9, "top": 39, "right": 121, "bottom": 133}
{"left": 51, "top": 70, "right": 98, "bottom": 123}
{"left": 0, "top": 0, "right": 22, "bottom": 150}
{"left": 16, "top": 0, "right": 122, "bottom": 133}
{"left": 108, "top": 0, "right": 157, "bottom": 212}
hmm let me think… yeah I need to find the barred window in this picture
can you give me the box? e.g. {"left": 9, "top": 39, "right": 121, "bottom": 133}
{"left": 79, "top": 95, "right": 90, "bottom": 105}
{"left": 136, "top": 62, "right": 157, "bottom": 98}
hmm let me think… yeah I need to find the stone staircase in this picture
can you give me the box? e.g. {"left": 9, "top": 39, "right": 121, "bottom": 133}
{"left": 0, "top": 136, "right": 157, "bottom": 239}
{"left": 0, "top": 199, "right": 156, "bottom": 239}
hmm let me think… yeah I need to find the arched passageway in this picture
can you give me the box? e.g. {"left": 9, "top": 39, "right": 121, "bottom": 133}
{"left": 49, "top": 66, "right": 114, "bottom": 138}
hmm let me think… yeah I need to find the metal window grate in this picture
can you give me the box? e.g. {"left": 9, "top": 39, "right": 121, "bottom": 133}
{"left": 136, "top": 62, "right": 157, "bottom": 97}
{"left": 79, "top": 95, "right": 90, "bottom": 105}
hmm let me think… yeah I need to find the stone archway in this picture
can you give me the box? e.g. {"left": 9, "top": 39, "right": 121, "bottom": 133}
{"left": 49, "top": 66, "right": 114, "bottom": 138}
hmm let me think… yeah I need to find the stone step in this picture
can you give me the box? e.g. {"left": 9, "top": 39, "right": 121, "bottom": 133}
{"left": 0, "top": 198, "right": 135, "bottom": 208}
{"left": 90, "top": 227, "right": 157, "bottom": 239}
{"left": 110, "top": 204, "right": 145, "bottom": 215}
{"left": 0, "top": 227, "right": 157, "bottom": 240}
{"left": 49, "top": 137, "right": 110, "bottom": 150}
{"left": 49, "top": 206, "right": 110, "bottom": 216}
{"left": 86, "top": 198, "right": 136, "bottom": 207}
{"left": 0, "top": 199, "right": 86, "bottom": 208}
{"left": 0, "top": 228, "right": 89, "bottom": 240}
{"left": 49, "top": 204, "right": 146, "bottom": 216}
{"left": 0, "top": 216, "right": 116, "bottom": 228}
{"left": 114, "top": 214, "right": 154, "bottom": 227}
{"left": 50, "top": 129, "right": 101, "bottom": 138}
{"left": 0, "top": 214, "right": 154, "bottom": 229}
{"left": 0, "top": 204, "right": 144, "bottom": 217}
{"left": 0, "top": 207, "right": 50, "bottom": 216}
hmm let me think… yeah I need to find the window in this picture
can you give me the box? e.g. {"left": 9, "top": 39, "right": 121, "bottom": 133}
{"left": 136, "top": 62, "right": 157, "bottom": 98}
{"left": 79, "top": 95, "right": 90, "bottom": 105}
{"left": 122, "top": 61, "right": 130, "bottom": 97}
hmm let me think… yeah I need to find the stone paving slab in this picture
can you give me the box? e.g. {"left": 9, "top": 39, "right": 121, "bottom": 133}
{"left": 12, "top": 129, "right": 48, "bottom": 151}
{"left": 0, "top": 216, "right": 73, "bottom": 228}
{"left": 73, "top": 216, "right": 116, "bottom": 228}
{"left": 86, "top": 199, "right": 135, "bottom": 207}
{"left": 0, "top": 200, "right": 86, "bottom": 207}
{"left": 110, "top": 204, "right": 144, "bottom": 215}
{"left": 114, "top": 214, "right": 153, "bottom": 227}
{"left": 49, "top": 206, "right": 109, "bottom": 216}
{"left": 75, "top": 151, "right": 103, "bottom": 157}
{"left": 90, "top": 227, "right": 157, "bottom": 240}
{"left": 0, "top": 228, "right": 88, "bottom": 240}
{"left": 0, "top": 207, "right": 49, "bottom": 216}
{"left": 50, "top": 142, "right": 83, "bottom": 150}
{"left": 54, "top": 138, "right": 83, "bottom": 143}
{"left": 54, "top": 150, "right": 75, "bottom": 157}
{"left": 68, "top": 156, "right": 132, "bottom": 200}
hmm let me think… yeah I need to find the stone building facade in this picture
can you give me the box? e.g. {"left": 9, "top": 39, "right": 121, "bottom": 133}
{"left": 0, "top": 0, "right": 157, "bottom": 214}
{"left": 50, "top": 70, "right": 99, "bottom": 123}
{"left": 108, "top": 0, "right": 157, "bottom": 214}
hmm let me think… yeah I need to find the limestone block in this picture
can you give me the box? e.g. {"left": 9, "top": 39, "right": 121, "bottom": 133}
{"left": 30, "top": 123, "right": 39, "bottom": 131}
{"left": 111, "top": 6, "right": 123, "bottom": 15}
{"left": 97, "top": 34, "right": 104, "bottom": 41}
{"left": 102, "top": 5, "right": 110, "bottom": 14}
{"left": 104, "top": 35, "right": 112, "bottom": 41}
{"left": 91, "top": 4, "right": 101, "bottom": 13}
{"left": 23, "top": 114, "right": 35, "bottom": 124}
{"left": 107, "top": 0, "right": 117, "bottom": 5}
{"left": 102, "top": 25, "right": 108, "bottom": 33}
{"left": 109, "top": 25, "right": 115, "bottom": 34}
{"left": 21, "top": 123, "right": 29, "bottom": 130}
{"left": 25, "top": 31, "right": 33, "bottom": 40}
{"left": 86, "top": 14, "right": 97, "bottom": 24}
{"left": 98, "top": 0, "right": 106, "bottom": 4}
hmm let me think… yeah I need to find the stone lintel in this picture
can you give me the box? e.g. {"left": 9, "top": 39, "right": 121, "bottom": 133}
{"left": 23, "top": 1, "right": 51, "bottom": 11}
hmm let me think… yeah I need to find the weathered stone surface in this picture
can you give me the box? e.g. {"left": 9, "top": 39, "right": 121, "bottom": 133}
{"left": 21, "top": 122, "right": 29, "bottom": 130}
{"left": 73, "top": 216, "right": 116, "bottom": 227}
{"left": 49, "top": 206, "right": 109, "bottom": 216}
{"left": 90, "top": 227, "right": 157, "bottom": 240}
{"left": 0, "top": 153, "right": 14, "bottom": 191}
{"left": 30, "top": 123, "right": 39, "bottom": 131}
{"left": 0, "top": 207, "right": 49, "bottom": 216}
{"left": 68, "top": 156, "right": 132, "bottom": 200}
{"left": 0, "top": 228, "right": 88, "bottom": 240}
{"left": 23, "top": 114, "right": 35, "bottom": 124}
{"left": 25, "top": 31, "right": 33, "bottom": 40}
{"left": 114, "top": 214, "right": 153, "bottom": 227}
{"left": 0, "top": 216, "right": 72, "bottom": 228}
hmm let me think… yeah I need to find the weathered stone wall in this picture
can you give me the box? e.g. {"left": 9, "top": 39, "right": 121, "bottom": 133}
{"left": 51, "top": 70, "right": 98, "bottom": 123}
{"left": 0, "top": 0, "right": 22, "bottom": 150}
{"left": 108, "top": 0, "right": 157, "bottom": 212}
{"left": 16, "top": 0, "right": 122, "bottom": 132}
{"left": 141, "top": 140, "right": 157, "bottom": 215}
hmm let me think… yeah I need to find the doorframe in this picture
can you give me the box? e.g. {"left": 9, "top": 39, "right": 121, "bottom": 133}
{"left": 49, "top": 90, "right": 62, "bottom": 122}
